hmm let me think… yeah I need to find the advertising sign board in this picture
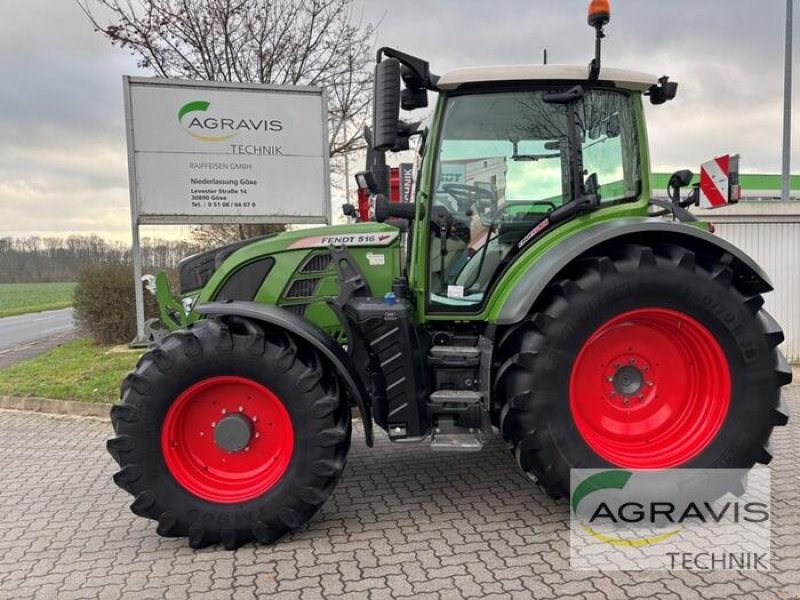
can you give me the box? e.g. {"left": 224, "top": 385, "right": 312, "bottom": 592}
{"left": 122, "top": 76, "right": 331, "bottom": 343}
{"left": 124, "top": 77, "right": 331, "bottom": 225}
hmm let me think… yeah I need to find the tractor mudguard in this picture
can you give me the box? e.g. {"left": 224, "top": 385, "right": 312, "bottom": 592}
{"left": 495, "top": 217, "right": 773, "bottom": 326}
{"left": 195, "top": 301, "right": 374, "bottom": 447}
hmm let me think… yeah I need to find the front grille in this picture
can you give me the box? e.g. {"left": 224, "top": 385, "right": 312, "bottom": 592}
{"left": 300, "top": 254, "right": 332, "bottom": 273}
{"left": 285, "top": 278, "right": 320, "bottom": 298}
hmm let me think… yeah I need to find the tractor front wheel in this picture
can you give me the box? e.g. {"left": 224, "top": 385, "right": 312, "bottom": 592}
{"left": 496, "top": 243, "right": 790, "bottom": 498}
{"left": 108, "top": 317, "right": 351, "bottom": 549}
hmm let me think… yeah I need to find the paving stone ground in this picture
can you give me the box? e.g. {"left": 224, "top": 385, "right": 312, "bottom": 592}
{"left": 0, "top": 388, "right": 798, "bottom": 600}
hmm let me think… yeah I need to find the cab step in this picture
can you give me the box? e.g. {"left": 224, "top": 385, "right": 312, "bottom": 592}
{"left": 430, "top": 416, "right": 485, "bottom": 452}
{"left": 427, "top": 344, "right": 489, "bottom": 452}
{"left": 427, "top": 390, "right": 483, "bottom": 429}
{"left": 429, "top": 345, "right": 481, "bottom": 365}
{"left": 429, "top": 389, "right": 483, "bottom": 405}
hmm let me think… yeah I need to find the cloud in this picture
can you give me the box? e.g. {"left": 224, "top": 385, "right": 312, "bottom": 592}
{"left": 363, "top": 0, "right": 799, "bottom": 173}
{"left": 1, "top": 0, "right": 798, "bottom": 241}
{"left": 0, "top": 0, "right": 137, "bottom": 241}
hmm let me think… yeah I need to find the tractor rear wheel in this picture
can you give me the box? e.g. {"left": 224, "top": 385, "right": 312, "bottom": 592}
{"left": 496, "top": 243, "right": 790, "bottom": 498}
{"left": 108, "top": 317, "right": 351, "bottom": 549}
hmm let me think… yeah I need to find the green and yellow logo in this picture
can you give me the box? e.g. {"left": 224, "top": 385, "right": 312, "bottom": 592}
{"left": 572, "top": 470, "right": 682, "bottom": 547}
{"left": 178, "top": 100, "right": 284, "bottom": 143}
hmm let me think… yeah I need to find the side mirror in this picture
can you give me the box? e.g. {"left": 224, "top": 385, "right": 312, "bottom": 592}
{"left": 402, "top": 87, "right": 428, "bottom": 110}
{"left": 401, "top": 65, "right": 428, "bottom": 110}
{"left": 390, "top": 120, "right": 422, "bottom": 152}
{"left": 668, "top": 169, "right": 694, "bottom": 189}
{"left": 392, "top": 135, "right": 411, "bottom": 152}
{"left": 648, "top": 76, "right": 678, "bottom": 105}
{"left": 373, "top": 58, "right": 401, "bottom": 151}
{"left": 668, "top": 169, "right": 694, "bottom": 205}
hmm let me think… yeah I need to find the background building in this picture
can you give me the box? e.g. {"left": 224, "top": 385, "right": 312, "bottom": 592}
{"left": 653, "top": 172, "right": 800, "bottom": 361}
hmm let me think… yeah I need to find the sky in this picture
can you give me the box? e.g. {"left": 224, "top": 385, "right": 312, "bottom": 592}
{"left": 0, "top": 0, "right": 798, "bottom": 242}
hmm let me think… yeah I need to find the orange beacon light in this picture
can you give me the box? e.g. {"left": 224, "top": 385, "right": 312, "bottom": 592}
{"left": 588, "top": 0, "right": 611, "bottom": 28}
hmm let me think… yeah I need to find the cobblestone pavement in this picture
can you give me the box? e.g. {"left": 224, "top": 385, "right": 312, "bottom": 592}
{"left": 0, "top": 388, "right": 798, "bottom": 600}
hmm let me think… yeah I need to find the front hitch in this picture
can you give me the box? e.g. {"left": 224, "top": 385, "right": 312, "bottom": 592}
{"left": 147, "top": 271, "right": 193, "bottom": 331}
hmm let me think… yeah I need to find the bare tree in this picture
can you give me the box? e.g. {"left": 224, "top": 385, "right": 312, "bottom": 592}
{"left": 79, "top": 0, "right": 375, "bottom": 157}
{"left": 0, "top": 235, "right": 200, "bottom": 283}
{"left": 78, "top": 0, "right": 377, "bottom": 243}
{"left": 189, "top": 222, "right": 285, "bottom": 248}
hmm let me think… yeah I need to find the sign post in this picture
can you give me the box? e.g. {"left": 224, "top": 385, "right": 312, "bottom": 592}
{"left": 123, "top": 77, "right": 331, "bottom": 344}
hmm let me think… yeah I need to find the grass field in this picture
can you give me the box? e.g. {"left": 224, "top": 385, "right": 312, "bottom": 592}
{"left": 0, "top": 282, "right": 76, "bottom": 318}
{"left": 0, "top": 338, "right": 141, "bottom": 403}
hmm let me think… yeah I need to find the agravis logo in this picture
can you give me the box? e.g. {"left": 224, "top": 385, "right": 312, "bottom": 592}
{"left": 178, "top": 101, "right": 283, "bottom": 142}
{"left": 572, "top": 470, "right": 682, "bottom": 547}
{"left": 569, "top": 468, "right": 771, "bottom": 570}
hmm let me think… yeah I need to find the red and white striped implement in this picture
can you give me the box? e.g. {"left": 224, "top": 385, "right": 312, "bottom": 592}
{"left": 699, "top": 154, "right": 740, "bottom": 208}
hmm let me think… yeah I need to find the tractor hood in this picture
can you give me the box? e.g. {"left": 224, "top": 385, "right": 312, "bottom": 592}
{"left": 171, "top": 222, "right": 404, "bottom": 338}
{"left": 178, "top": 223, "right": 402, "bottom": 294}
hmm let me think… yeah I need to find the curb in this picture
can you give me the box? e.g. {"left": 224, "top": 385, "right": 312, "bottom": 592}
{"left": 0, "top": 396, "right": 111, "bottom": 420}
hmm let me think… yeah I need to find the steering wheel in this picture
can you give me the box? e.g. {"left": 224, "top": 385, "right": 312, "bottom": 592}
{"left": 441, "top": 183, "right": 497, "bottom": 213}
{"left": 430, "top": 205, "right": 471, "bottom": 244}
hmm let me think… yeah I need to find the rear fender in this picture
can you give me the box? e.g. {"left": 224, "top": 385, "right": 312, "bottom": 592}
{"left": 195, "top": 301, "right": 374, "bottom": 447}
{"left": 494, "top": 217, "right": 773, "bottom": 325}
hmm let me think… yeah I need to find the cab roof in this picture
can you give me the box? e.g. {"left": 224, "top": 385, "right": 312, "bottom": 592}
{"left": 437, "top": 64, "right": 658, "bottom": 92}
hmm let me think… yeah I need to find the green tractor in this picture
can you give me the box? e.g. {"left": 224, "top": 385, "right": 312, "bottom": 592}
{"left": 110, "top": 3, "right": 790, "bottom": 549}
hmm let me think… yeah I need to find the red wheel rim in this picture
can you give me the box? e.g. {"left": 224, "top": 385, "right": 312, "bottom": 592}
{"left": 161, "top": 376, "right": 294, "bottom": 503}
{"left": 569, "top": 307, "right": 730, "bottom": 469}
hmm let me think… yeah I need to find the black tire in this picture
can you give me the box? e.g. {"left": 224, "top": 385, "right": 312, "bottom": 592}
{"left": 108, "top": 317, "right": 351, "bottom": 549}
{"left": 496, "top": 242, "right": 791, "bottom": 499}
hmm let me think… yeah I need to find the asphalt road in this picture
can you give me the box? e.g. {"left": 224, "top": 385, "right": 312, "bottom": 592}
{"left": 0, "top": 388, "right": 797, "bottom": 599}
{"left": 0, "top": 308, "right": 75, "bottom": 351}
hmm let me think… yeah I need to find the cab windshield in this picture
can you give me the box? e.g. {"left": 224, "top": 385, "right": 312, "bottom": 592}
{"left": 429, "top": 87, "right": 640, "bottom": 309}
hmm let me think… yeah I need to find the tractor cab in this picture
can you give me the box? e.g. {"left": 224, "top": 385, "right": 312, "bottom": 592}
{"left": 359, "top": 1, "right": 678, "bottom": 318}
{"left": 425, "top": 70, "right": 647, "bottom": 310}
